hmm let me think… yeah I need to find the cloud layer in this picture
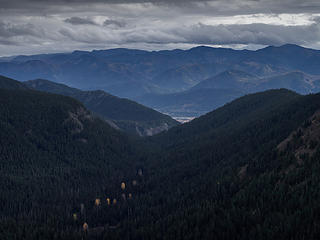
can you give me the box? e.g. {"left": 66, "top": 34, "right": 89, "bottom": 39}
{"left": 64, "top": 17, "right": 98, "bottom": 25}
{"left": 0, "top": 0, "right": 319, "bottom": 56}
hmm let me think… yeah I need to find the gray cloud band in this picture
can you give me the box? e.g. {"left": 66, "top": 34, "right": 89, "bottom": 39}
{"left": 0, "top": 0, "right": 319, "bottom": 55}
{"left": 173, "top": 22, "right": 320, "bottom": 46}
{"left": 64, "top": 17, "right": 98, "bottom": 25}
{"left": 0, "top": 0, "right": 320, "bottom": 15}
{"left": 48, "top": 21, "right": 320, "bottom": 46}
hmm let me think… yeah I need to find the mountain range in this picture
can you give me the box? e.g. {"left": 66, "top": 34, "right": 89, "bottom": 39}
{"left": 1, "top": 44, "right": 319, "bottom": 117}
{"left": 2, "top": 74, "right": 320, "bottom": 239}
{"left": 137, "top": 70, "right": 320, "bottom": 116}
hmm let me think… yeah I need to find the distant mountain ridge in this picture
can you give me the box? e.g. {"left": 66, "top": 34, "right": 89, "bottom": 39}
{"left": 137, "top": 70, "right": 320, "bottom": 117}
{"left": 0, "top": 44, "right": 319, "bottom": 98}
{"left": 192, "top": 69, "right": 260, "bottom": 91}
{"left": 1, "top": 44, "right": 320, "bottom": 117}
{"left": 24, "top": 79, "right": 179, "bottom": 136}
{"left": 192, "top": 70, "right": 320, "bottom": 94}
{"left": 0, "top": 75, "right": 178, "bottom": 136}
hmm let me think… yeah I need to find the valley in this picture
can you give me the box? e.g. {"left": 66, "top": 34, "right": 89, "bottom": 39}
{"left": 23, "top": 78, "right": 179, "bottom": 136}
{"left": 1, "top": 0, "right": 320, "bottom": 238}
{"left": 1, "top": 72, "right": 320, "bottom": 239}
{"left": 1, "top": 44, "right": 320, "bottom": 118}
{"left": 1, "top": 44, "right": 320, "bottom": 240}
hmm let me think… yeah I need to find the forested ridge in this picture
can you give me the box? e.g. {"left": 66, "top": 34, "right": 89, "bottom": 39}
{"left": 24, "top": 79, "right": 178, "bottom": 136}
{"left": 0, "top": 80, "right": 141, "bottom": 239}
{"left": 1, "top": 75, "right": 320, "bottom": 239}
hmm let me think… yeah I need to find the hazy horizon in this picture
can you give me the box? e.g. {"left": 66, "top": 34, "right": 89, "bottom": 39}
{"left": 0, "top": 43, "right": 317, "bottom": 58}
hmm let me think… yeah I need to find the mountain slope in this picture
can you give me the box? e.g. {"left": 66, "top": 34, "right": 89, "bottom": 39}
{"left": 24, "top": 79, "right": 179, "bottom": 136}
{"left": 151, "top": 64, "right": 216, "bottom": 92}
{"left": 0, "top": 44, "right": 319, "bottom": 98}
{"left": 151, "top": 89, "right": 302, "bottom": 147}
{"left": 255, "top": 71, "right": 319, "bottom": 94}
{"left": 192, "top": 70, "right": 320, "bottom": 94}
{"left": 131, "top": 89, "right": 320, "bottom": 239}
{"left": 3, "top": 85, "right": 320, "bottom": 239}
{"left": 0, "top": 81, "right": 144, "bottom": 239}
{"left": 141, "top": 70, "right": 319, "bottom": 118}
{"left": 0, "top": 75, "right": 28, "bottom": 90}
{"left": 252, "top": 44, "right": 320, "bottom": 75}
{"left": 137, "top": 88, "right": 244, "bottom": 117}
{"left": 192, "top": 69, "right": 259, "bottom": 91}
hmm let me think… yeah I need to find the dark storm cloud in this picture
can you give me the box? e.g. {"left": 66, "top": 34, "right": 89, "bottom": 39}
{"left": 0, "top": 38, "right": 19, "bottom": 45}
{"left": 64, "top": 17, "right": 97, "bottom": 25}
{"left": 103, "top": 19, "right": 126, "bottom": 28}
{"left": 0, "top": 0, "right": 319, "bottom": 56}
{"left": 173, "top": 22, "right": 320, "bottom": 46}
{"left": 54, "top": 20, "right": 320, "bottom": 47}
{"left": 0, "top": 21, "right": 40, "bottom": 38}
{"left": 0, "top": 20, "right": 43, "bottom": 47}
{"left": 0, "top": 0, "right": 320, "bottom": 15}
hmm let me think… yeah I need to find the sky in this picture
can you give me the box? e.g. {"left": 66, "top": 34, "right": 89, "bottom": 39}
{"left": 0, "top": 0, "right": 319, "bottom": 56}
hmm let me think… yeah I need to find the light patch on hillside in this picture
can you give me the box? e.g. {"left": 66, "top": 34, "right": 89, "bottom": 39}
{"left": 278, "top": 110, "right": 320, "bottom": 163}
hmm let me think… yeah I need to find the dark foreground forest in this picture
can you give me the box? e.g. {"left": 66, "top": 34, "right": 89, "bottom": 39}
{"left": 1, "top": 76, "right": 320, "bottom": 239}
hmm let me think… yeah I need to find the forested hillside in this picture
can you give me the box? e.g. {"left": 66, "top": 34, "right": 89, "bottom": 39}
{"left": 0, "top": 84, "right": 143, "bottom": 239}
{"left": 24, "top": 79, "right": 178, "bottom": 136}
{"left": 0, "top": 75, "right": 28, "bottom": 90}
{"left": 129, "top": 89, "right": 320, "bottom": 240}
{"left": 2, "top": 79, "right": 320, "bottom": 239}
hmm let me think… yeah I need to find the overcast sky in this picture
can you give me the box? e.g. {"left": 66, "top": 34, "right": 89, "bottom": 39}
{"left": 0, "top": 0, "right": 319, "bottom": 56}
